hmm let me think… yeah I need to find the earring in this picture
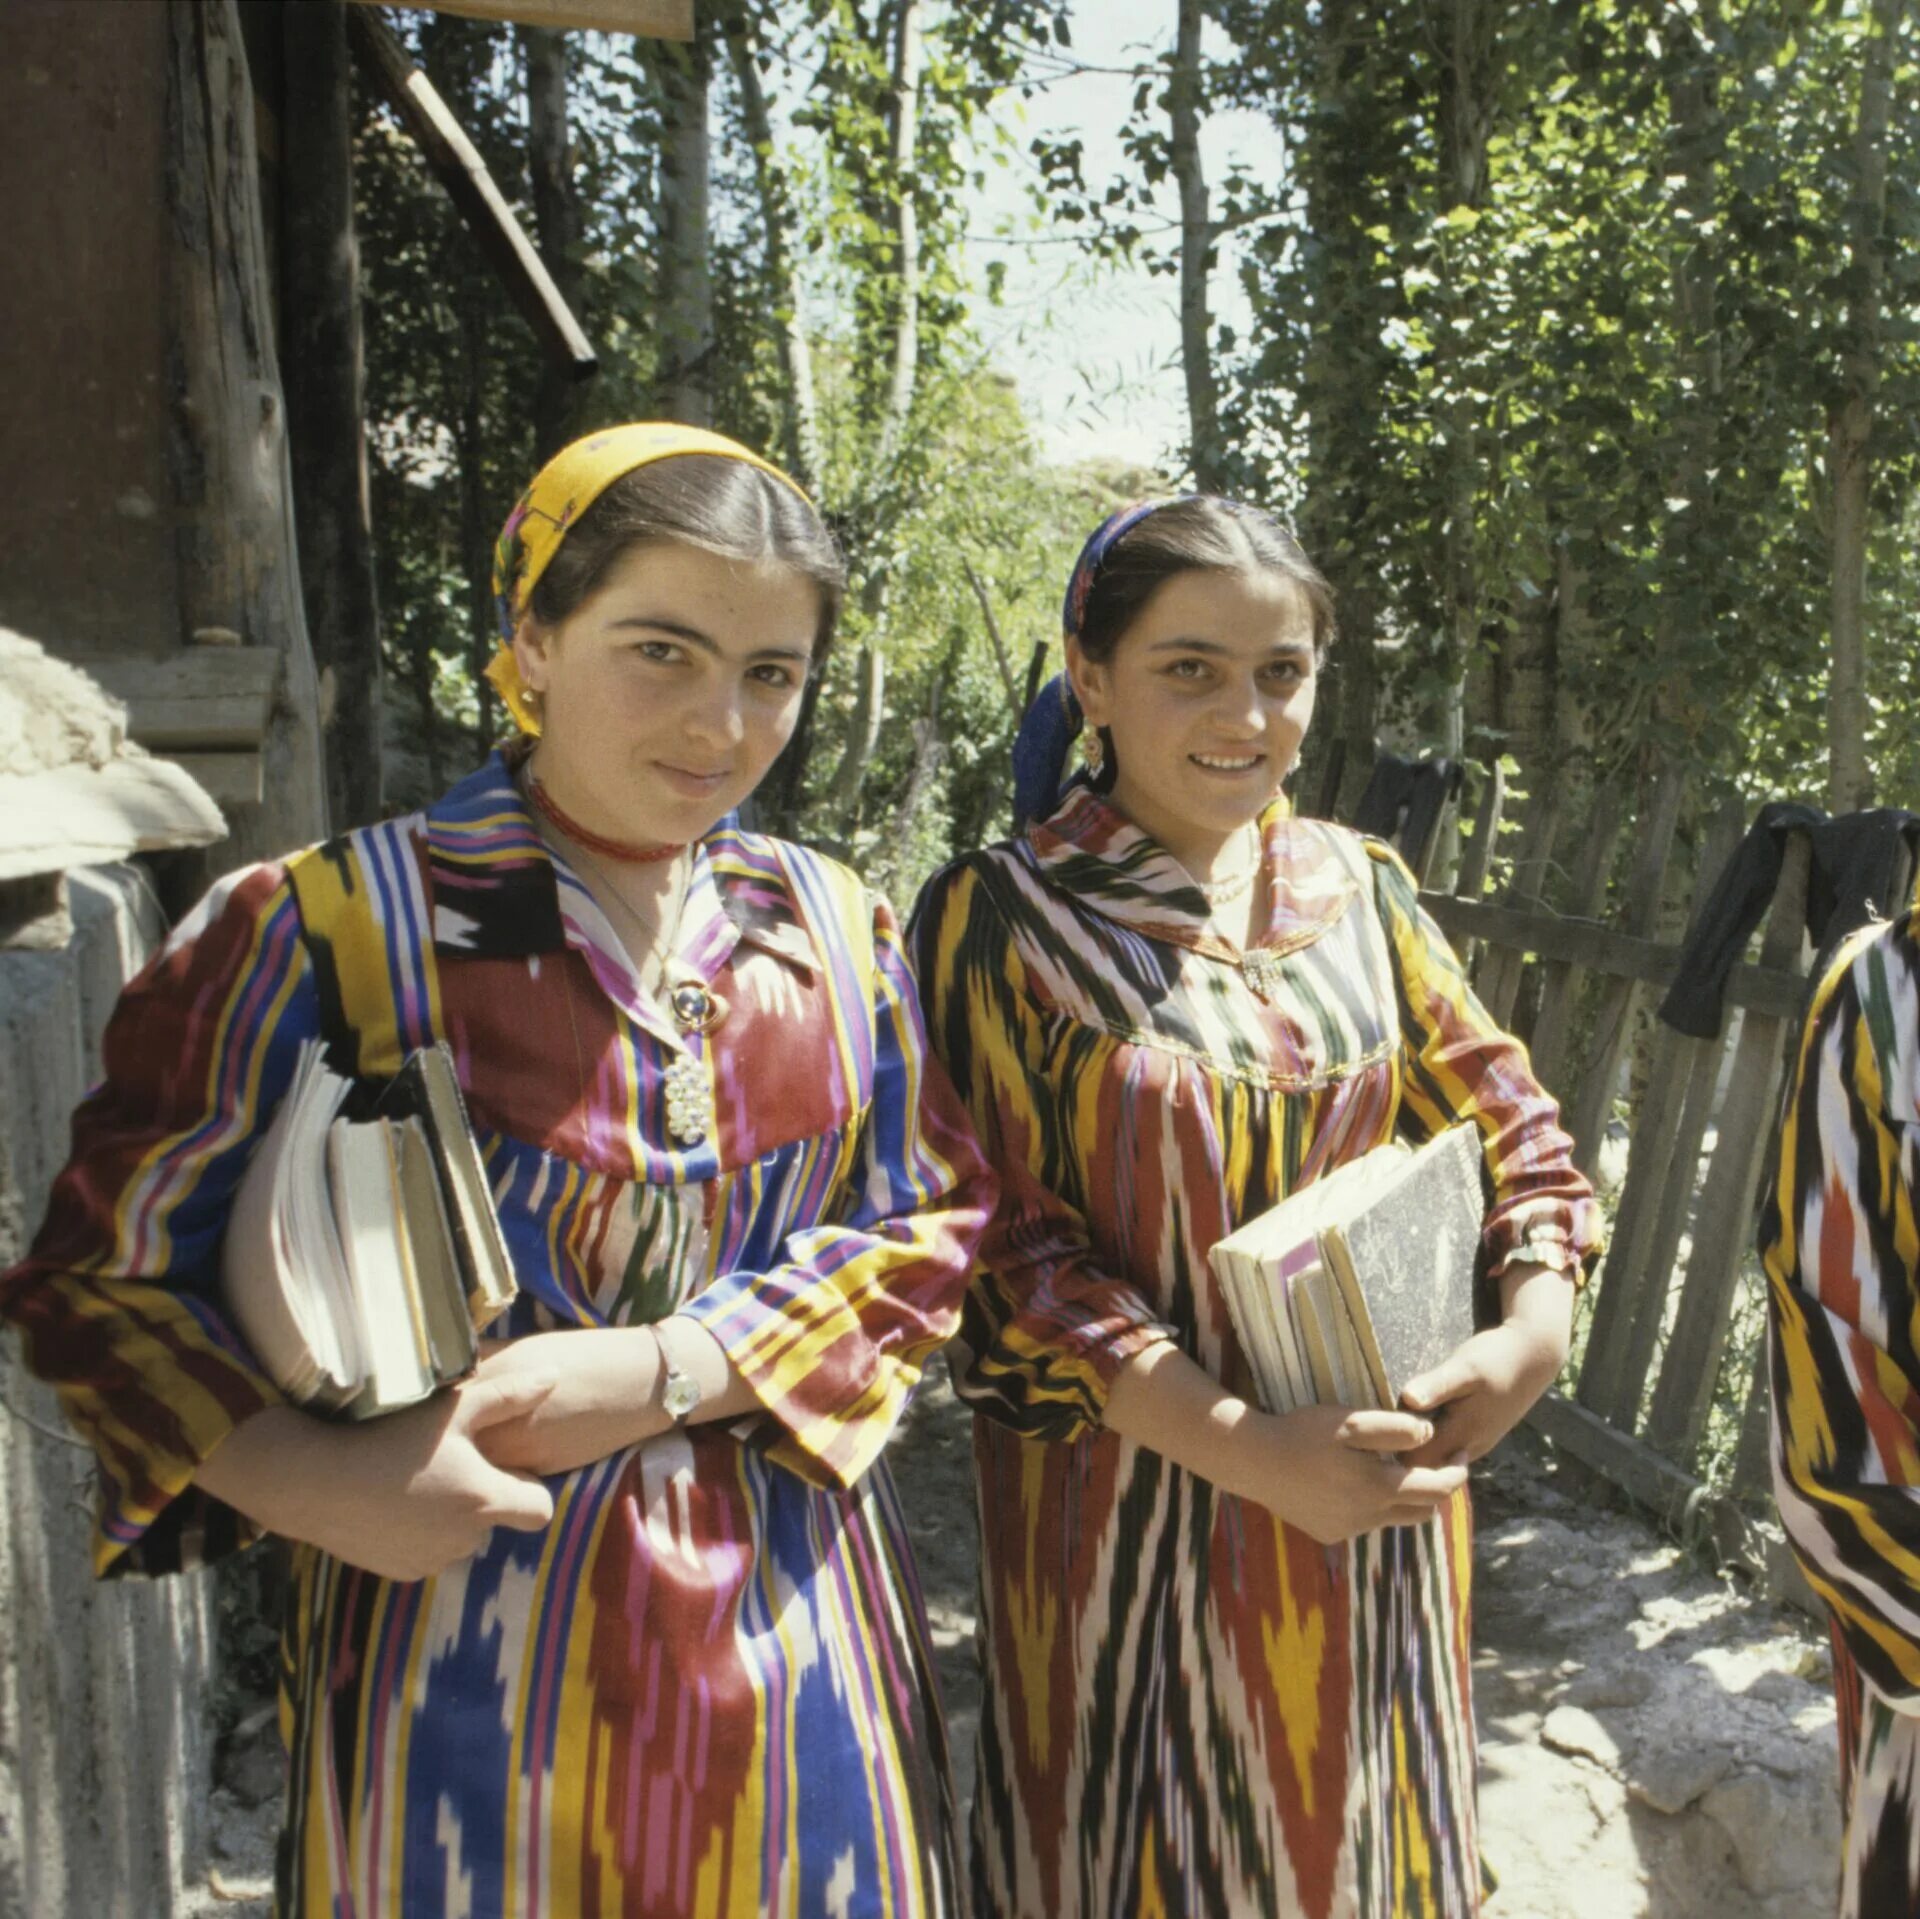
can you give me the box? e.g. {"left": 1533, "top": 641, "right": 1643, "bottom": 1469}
{"left": 1082, "top": 728, "right": 1105, "bottom": 777}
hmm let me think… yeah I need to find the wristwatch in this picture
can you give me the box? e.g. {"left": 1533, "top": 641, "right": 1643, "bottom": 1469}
{"left": 658, "top": 1327, "right": 704, "bottom": 1425}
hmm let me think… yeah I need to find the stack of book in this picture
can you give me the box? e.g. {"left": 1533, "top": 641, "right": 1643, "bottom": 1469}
{"left": 1208, "top": 1124, "right": 1485, "bottom": 1413}
{"left": 222, "top": 1040, "right": 517, "bottom": 1419}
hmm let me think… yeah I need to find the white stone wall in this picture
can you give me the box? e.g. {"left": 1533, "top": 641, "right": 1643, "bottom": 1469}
{"left": 0, "top": 867, "right": 223, "bottom": 1917}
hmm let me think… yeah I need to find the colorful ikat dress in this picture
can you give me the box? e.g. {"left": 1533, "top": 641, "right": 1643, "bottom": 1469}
{"left": 1764, "top": 883, "right": 1920, "bottom": 1917}
{"left": 910, "top": 785, "right": 1603, "bottom": 1919}
{"left": 2, "top": 751, "right": 994, "bottom": 1918}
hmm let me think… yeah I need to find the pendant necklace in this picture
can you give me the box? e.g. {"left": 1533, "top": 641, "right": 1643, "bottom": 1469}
{"left": 530, "top": 800, "right": 722, "bottom": 1146}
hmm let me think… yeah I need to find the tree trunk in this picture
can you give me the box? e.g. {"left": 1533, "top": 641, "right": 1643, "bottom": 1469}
{"left": 876, "top": 0, "right": 923, "bottom": 467}
{"left": 721, "top": 2, "right": 822, "bottom": 493}
{"left": 1169, "top": 0, "right": 1224, "bottom": 491}
{"left": 1653, "top": 6, "right": 1723, "bottom": 763}
{"left": 522, "top": 24, "right": 585, "bottom": 462}
{"left": 458, "top": 304, "right": 497, "bottom": 753}
{"left": 1297, "top": 3, "right": 1390, "bottom": 818}
{"left": 819, "top": 0, "right": 923, "bottom": 828}
{"left": 282, "top": 0, "right": 384, "bottom": 833}
{"left": 166, "top": 0, "right": 329, "bottom": 866}
{"left": 655, "top": 18, "right": 713, "bottom": 428}
{"left": 1427, "top": 0, "right": 1502, "bottom": 882}
{"left": 1827, "top": 0, "right": 1902, "bottom": 813}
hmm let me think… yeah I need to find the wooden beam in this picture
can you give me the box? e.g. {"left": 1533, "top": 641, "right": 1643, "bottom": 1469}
{"left": 1420, "top": 892, "right": 1809, "bottom": 1022}
{"left": 354, "top": 0, "right": 692, "bottom": 38}
{"left": 348, "top": 8, "right": 598, "bottom": 379}
{"left": 172, "top": 752, "right": 267, "bottom": 809}
{"left": 1525, "top": 1391, "right": 1821, "bottom": 1623}
{"left": 86, "top": 651, "right": 280, "bottom": 752}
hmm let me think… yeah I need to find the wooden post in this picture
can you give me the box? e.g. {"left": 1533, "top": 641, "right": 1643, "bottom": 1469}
{"left": 1564, "top": 760, "right": 1686, "bottom": 1172}
{"left": 1642, "top": 831, "right": 1813, "bottom": 1463}
{"left": 282, "top": 0, "right": 384, "bottom": 831}
{"left": 1474, "top": 779, "right": 1561, "bottom": 1027}
{"left": 522, "top": 23, "right": 588, "bottom": 462}
{"left": 653, "top": 14, "right": 713, "bottom": 426}
{"left": 1454, "top": 761, "right": 1506, "bottom": 905}
{"left": 1573, "top": 796, "right": 1744, "bottom": 1428}
{"left": 166, "top": 0, "right": 328, "bottom": 865}
{"left": 1528, "top": 783, "right": 1624, "bottom": 1095}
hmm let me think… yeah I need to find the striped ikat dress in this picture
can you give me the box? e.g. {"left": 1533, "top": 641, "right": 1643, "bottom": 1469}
{"left": 2, "top": 750, "right": 995, "bottom": 1917}
{"left": 910, "top": 784, "right": 1603, "bottom": 1919}
{"left": 1764, "top": 881, "right": 1920, "bottom": 1917}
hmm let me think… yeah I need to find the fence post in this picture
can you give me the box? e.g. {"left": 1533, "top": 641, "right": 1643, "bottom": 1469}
{"left": 1528, "top": 783, "right": 1624, "bottom": 1095}
{"left": 1572, "top": 792, "right": 1735, "bottom": 1427}
{"left": 1476, "top": 780, "right": 1561, "bottom": 1027}
{"left": 1564, "top": 761, "right": 1686, "bottom": 1173}
{"left": 1642, "top": 830, "right": 1812, "bottom": 1464}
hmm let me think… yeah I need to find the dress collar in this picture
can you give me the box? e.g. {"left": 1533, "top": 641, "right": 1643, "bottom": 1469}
{"left": 1023, "top": 781, "right": 1360, "bottom": 960}
{"left": 423, "top": 750, "right": 819, "bottom": 985}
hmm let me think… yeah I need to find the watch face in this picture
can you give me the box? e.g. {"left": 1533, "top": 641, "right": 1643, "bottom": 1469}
{"left": 662, "top": 1370, "right": 702, "bottom": 1420}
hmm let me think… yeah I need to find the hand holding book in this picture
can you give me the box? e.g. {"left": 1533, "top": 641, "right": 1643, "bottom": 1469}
{"left": 1101, "top": 1341, "right": 1472, "bottom": 1546}
{"left": 1396, "top": 1259, "right": 1573, "bottom": 1469}
{"left": 194, "top": 1374, "right": 559, "bottom": 1582}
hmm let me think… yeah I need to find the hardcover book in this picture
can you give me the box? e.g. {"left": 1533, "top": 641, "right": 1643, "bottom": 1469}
{"left": 221, "top": 1039, "right": 517, "bottom": 1418}
{"left": 1208, "top": 1124, "right": 1486, "bottom": 1413}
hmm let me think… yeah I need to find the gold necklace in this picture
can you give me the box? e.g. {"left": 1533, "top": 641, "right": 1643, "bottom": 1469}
{"left": 570, "top": 841, "right": 689, "bottom": 990}
{"left": 559, "top": 838, "right": 720, "bottom": 1145}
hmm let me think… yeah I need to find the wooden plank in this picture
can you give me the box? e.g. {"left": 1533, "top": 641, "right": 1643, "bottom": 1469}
{"left": 1564, "top": 762, "right": 1687, "bottom": 1173}
{"left": 1528, "top": 784, "right": 1623, "bottom": 1095}
{"left": 1643, "top": 832, "right": 1813, "bottom": 1464}
{"left": 1526, "top": 1394, "right": 1823, "bottom": 1623}
{"left": 171, "top": 751, "right": 266, "bottom": 808}
{"left": 1454, "top": 761, "right": 1506, "bottom": 904}
{"left": 1730, "top": 1338, "right": 1774, "bottom": 1502}
{"left": 1578, "top": 798, "right": 1748, "bottom": 1432}
{"left": 1419, "top": 893, "right": 1809, "bottom": 1022}
{"left": 348, "top": 9, "right": 598, "bottom": 378}
{"left": 1476, "top": 782, "right": 1561, "bottom": 1026}
{"left": 355, "top": 0, "right": 693, "bottom": 37}
{"left": 1528, "top": 1392, "right": 1754, "bottom": 1561}
{"left": 86, "top": 650, "right": 280, "bottom": 751}
{"left": 1575, "top": 1031, "right": 1698, "bottom": 1425}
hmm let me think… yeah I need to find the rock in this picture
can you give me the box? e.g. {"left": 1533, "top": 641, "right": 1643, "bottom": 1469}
{"left": 1700, "top": 1768, "right": 1839, "bottom": 1897}
{"left": 1551, "top": 1560, "right": 1604, "bottom": 1591}
{"left": 1626, "top": 1743, "right": 1736, "bottom": 1815}
{"left": 1746, "top": 1670, "right": 1809, "bottom": 1708}
{"left": 1560, "top": 1667, "right": 1655, "bottom": 1712}
{"left": 1540, "top": 1705, "right": 1624, "bottom": 1773}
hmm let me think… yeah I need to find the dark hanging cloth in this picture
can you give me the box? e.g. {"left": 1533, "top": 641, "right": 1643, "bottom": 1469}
{"left": 1349, "top": 752, "right": 1462, "bottom": 877}
{"left": 1657, "top": 803, "right": 1920, "bottom": 1038}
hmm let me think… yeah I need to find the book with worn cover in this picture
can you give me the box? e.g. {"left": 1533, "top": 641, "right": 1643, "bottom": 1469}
{"left": 222, "top": 1039, "right": 517, "bottom": 1419}
{"left": 1208, "top": 1124, "right": 1486, "bottom": 1412}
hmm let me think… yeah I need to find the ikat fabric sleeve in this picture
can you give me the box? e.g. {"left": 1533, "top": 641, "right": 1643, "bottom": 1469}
{"left": 1365, "top": 838, "right": 1605, "bottom": 1286}
{"left": 1763, "top": 910, "right": 1920, "bottom": 1707}
{"left": 906, "top": 857, "right": 1177, "bottom": 1442}
{"left": 679, "top": 891, "right": 997, "bottom": 1491}
{"left": 0, "top": 862, "right": 324, "bottom": 1577}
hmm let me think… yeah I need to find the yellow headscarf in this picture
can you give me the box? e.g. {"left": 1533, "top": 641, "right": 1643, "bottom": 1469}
{"left": 485, "top": 422, "right": 811, "bottom": 735}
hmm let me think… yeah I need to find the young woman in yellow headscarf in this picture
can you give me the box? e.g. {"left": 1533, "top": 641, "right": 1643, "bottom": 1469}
{"left": 2, "top": 424, "right": 994, "bottom": 1917}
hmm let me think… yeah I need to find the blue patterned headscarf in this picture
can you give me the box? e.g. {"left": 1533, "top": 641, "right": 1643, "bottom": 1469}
{"left": 1012, "top": 498, "right": 1196, "bottom": 829}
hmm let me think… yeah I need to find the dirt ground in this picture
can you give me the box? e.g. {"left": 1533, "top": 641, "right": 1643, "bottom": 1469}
{"left": 191, "top": 1355, "right": 1843, "bottom": 1917}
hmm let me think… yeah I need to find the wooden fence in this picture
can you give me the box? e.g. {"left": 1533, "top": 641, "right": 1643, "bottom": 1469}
{"left": 1369, "top": 765, "right": 1917, "bottom": 1608}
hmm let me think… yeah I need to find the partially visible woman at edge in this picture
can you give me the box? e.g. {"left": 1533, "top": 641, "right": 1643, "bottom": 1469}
{"left": 1, "top": 423, "right": 995, "bottom": 1917}
{"left": 909, "top": 498, "right": 1605, "bottom": 1919}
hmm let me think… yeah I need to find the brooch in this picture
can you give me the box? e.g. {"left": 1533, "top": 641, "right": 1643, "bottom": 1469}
{"left": 668, "top": 980, "right": 726, "bottom": 1034}
{"left": 663, "top": 1054, "right": 712, "bottom": 1145}
{"left": 1241, "top": 947, "right": 1285, "bottom": 1002}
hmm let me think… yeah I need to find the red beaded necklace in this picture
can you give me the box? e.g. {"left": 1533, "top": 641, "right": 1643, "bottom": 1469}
{"left": 526, "top": 775, "right": 685, "bottom": 863}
